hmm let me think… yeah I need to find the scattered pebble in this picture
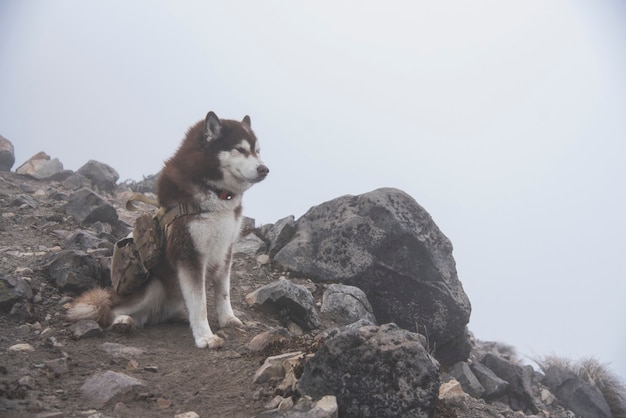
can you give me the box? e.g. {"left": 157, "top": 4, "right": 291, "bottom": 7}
{"left": 174, "top": 412, "right": 200, "bottom": 418}
{"left": 8, "top": 343, "right": 35, "bottom": 352}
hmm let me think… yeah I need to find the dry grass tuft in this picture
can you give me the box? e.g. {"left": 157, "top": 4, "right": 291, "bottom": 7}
{"left": 537, "top": 355, "right": 626, "bottom": 418}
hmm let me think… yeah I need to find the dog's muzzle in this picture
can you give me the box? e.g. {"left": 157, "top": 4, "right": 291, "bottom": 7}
{"left": 256, "top": 164, "right": 269, "bottom": 181}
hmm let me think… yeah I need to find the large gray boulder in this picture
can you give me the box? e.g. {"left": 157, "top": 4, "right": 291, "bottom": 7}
{"left": 76, "top": 160, "right": 119, "bottom": 192}
{"left": 298, "top": 322, "right": 440, "bottom": 418}
{"left": 274, "top": 188, "right": 471, "bottom": 366}
{"left": 0, "top": 134, "right": 15, "bottom": 171}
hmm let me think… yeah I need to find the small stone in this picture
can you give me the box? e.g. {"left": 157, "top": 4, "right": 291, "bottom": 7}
{"left": 247, "top": 328, "right": 290, "bottom": 352}
{"left": 276, "top": 370, "right": 298, "bottom": 396}
{"left": 253, "top": 352, "right": 304, "bottom": 384}
{"left": 8, "top": 343, "right": 35, "bottom": 352}
{"left": 321, "top": 283, "right": 377, "bottom": 325}
{"left": 33, "top": 411, "right": 64, "bottom": 418}
{"left": 313, "top": 395, "right": 339, "bottom": 416}
{"left": 156, "top": 398, "right": 172, "bottom": 409}
{"left": 265, "top": 395, "right": 285, "bottom": 410}
{"left": 540, "top": 388, "right": 556, "bottom": 406}
{"left": 223, "top": 350, "right": 241, "bottom": 359}
{"left": 143, "top": 365, "right": 158, "bottom": 373}
{"left": 15, "top": 267, "right": 33, "bottom": 275}
{"left": 81, "top": 370, "right": 145, "bottom": 408}
{"left": 287, "top": 322, "right": 303, "bottom": 336}
{"left": 439, "top": 379, "right": 466, "bottom": 399}
{"left": 100, "top": 342, "right": 145, "bottom": 358}
{"left": 58, "top": 296, "right": 73, "bottom": 305}
{"left": 127, "top": 359, "right": 139, "bottom": 370}
{"left": 174, "top": 412, "right": 200, "bottom": 418}
{"left": 40, "top": 327, "right": 53, "bottom": 337}
{"left": 246, "top": 279, "right": 322, "bottom": 330}
{"left": 18, "top": 375, "right": 36, "bottom": 389}
{"left": 113, "top": 402, "right": 130, "bottom": 416}
{"left": 69, "top": 319, "right": 103, "bottom": 339}
{"left": 44, "top": 357, "right": 69, "bottom": 377}
{"left": 256, "top": 254, "right": 271, "bottom": 265}
{"left": 278, "top": 396, "right": 294, "bottom": 411}
{"left": 449, "top": 361, "right": 485, "bottom": 398}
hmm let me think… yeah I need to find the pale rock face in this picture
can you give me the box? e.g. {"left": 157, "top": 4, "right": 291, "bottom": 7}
{"left": 15, "top": 151, "right": 64, "bottom": 179}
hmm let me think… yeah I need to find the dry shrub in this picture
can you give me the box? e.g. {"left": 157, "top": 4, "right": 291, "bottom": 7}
{"left": 537, "top": 355, "right": 626, "bottom": 418}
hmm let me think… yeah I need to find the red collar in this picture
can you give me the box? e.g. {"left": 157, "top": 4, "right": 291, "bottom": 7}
{"left": 207, "top": 184, "right": 236, "bottom": 200}
{"left": 217, "top": 189, "right": 235, "bottom": 200}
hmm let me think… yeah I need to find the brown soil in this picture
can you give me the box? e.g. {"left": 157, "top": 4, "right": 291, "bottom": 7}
{"left": 0, "top": 171, "right": 323, "bottom": 418}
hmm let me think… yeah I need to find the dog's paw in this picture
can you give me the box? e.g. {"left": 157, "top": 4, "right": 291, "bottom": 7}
{"left": 220, "top": 316, "right": 243, "bottom": 329}
{"left": 195, "top": 334, "right": 224, "bottom": 349}
{"left": 110, "top": 315, "right": 135, "bottom": 333}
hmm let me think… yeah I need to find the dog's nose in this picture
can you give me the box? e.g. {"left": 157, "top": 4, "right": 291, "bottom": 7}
{"left": 257, "top": 164, "right": 269, "bottom": 177}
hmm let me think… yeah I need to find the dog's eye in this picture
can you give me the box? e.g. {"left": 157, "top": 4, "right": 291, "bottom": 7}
{"left": 235, "top": 146, "right": 246, "bottom": 154}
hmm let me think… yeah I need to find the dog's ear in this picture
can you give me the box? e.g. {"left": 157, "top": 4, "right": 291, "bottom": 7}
{"left": 242, "top": 115, "right": 251, "bottom": 129}
{"left": 205, "top": 111, "right": 222, "bottom": 141}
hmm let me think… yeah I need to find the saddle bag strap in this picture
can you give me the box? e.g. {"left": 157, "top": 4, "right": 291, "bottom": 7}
{"left": 157, "top": 201, "right": 204, "bottom": 234}
{"left": 126, "top": 193, "right": 160, "bottom": 211}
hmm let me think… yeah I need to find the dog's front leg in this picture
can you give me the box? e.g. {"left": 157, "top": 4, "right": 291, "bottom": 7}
{"left": 213, "top": 255, "right": 243, "bottom": 329}
{"left": 178, "top": 266, "right": 223, "bottom": 349}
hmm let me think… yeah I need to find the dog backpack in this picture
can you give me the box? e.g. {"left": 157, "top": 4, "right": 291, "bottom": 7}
{"left": 110, "top": 194, "right": 164, "bottom": 295}
{"left": 110, "top": 193, "right": 203, "bottom": 295}
{"left": 111, "top": 236, "right": 150, "bottom": 295}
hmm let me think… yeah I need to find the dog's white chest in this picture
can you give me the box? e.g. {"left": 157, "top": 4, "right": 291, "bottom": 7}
{"left": 187, "top": 212, "right": 240, "bottom": 260}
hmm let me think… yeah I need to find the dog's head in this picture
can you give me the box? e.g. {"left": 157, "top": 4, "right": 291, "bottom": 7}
{"left": 203, "top": 111, "right": 269, "bottom": 192}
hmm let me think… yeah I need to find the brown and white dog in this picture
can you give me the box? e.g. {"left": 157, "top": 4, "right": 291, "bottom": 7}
{"left": 67, "top": 111, "right": 269, "bottom": 348}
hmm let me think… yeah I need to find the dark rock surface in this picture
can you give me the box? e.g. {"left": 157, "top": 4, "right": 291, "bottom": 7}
{"left": 246, "top": 279, "right": 322, "bottom": 330}
{"left": 470, "top": 361, "right": 509, "bottom": 400}
{"left": 45, "top": 249, "right": 109, "bottom": 292}
{"left": 62, "top": 187, "right": 119, "bottom": 225}
{"left": 274, "top": 188, "right": 471, "bottom": 366}
{"left": 298, "top": 322, "right": 440, "bottom": 417}
{"left": 320, "top": 283, "right": 376, "bottom": 325}
{"left": 76, "top": 160, "right": 120, "bottom": 193}
{"left": 481, "top": 353, "right": 541, "bottom": 413}
{"left": 543, "top": 365, "right": 613, "bottom": 418}
{"left": 0, "top": 135, "right": 15, "bottom": 171}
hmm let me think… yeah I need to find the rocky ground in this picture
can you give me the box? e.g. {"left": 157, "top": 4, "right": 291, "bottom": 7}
{"left": 1, "top": 161, "right": 622, "bottom": 418}
{"left": 0, "top": 170, "right": 333, "bottom": 417}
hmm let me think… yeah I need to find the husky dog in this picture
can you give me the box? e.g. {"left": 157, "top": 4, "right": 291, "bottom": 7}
{"left": 67, "top": 111, "right": 269, "bottom": 348}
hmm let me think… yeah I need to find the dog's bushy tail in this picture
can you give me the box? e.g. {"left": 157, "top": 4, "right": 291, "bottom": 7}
{"left": 66, "top": 288, "right": 116, "bottom": 328}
